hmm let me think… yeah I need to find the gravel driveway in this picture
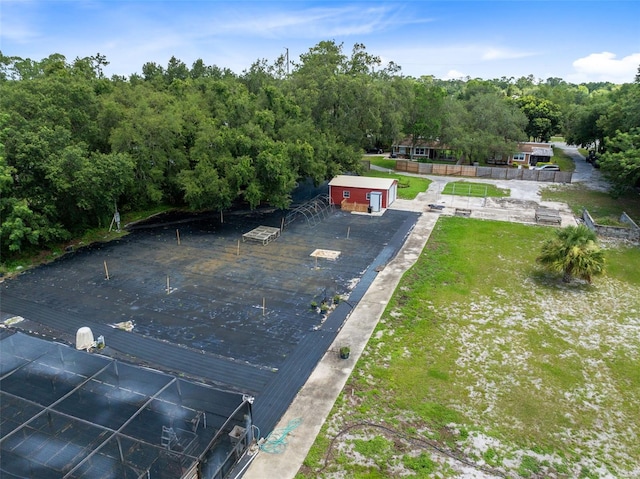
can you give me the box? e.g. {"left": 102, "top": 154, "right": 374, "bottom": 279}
{"left": 555, "top": 142, "right": 611, "bottom": 191}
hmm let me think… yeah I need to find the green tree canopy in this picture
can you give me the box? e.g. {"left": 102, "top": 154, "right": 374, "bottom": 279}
{"left": 1, "top": 48, "right": 638, "bottom": 262}
{"left": 441, "top": 92, "right": 527, "bottom": 164}
{"left": 404, "top": 80, "right": 447, "bottom": 158}
{"left": 516, "top": 95, "right": 562, "bottom": 142}
{"left": 599, "top": 128, "right": 640, "bottom": 194}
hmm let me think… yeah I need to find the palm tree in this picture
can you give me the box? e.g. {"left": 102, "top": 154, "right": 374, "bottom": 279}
{"left": 536, "top": 225, "right": 605, "bottom": 283}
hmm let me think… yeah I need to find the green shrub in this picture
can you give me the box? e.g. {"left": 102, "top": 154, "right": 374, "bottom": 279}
{"left": 518, "top": 455, "right": 542, "bottom": 477}
{"left": 403, "top": 452, "right": 436, "bottom": 475}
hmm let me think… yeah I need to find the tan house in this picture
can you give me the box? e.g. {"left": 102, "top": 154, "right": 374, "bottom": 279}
{"left": 509, "top": 142, "right": 554, "bottom": 167}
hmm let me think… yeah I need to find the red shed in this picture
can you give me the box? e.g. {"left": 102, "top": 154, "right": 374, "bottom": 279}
{"left": 328, "top": 175, "right": 398, "bottom": 212}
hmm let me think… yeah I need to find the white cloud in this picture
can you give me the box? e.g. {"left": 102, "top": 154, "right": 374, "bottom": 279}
{"left": 0, "top": 24, "right": 38, "bottom": 44}
{"left": 208, "top": 5, "right": 401, "bottom": 39}
{"left": 444, "top": 69, "right": 467, "bottom": 80}
{"left": 0, "top": 1, "right": 40, "bottom": 43}
{"left": 481, "top": 47, "right": 537, "bottom": 61}
{"left": 91, "top": 2, "right": 434, "bottom": 76}
{"left": 374, "top": 43, "right": 538, "bottom": 79}
{"left": 569, "top": 51, "right": 640, "bottom": 84}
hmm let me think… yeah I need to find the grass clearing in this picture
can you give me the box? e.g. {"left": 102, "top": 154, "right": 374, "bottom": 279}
{"left": 551, "top": 147, "right": 577, "bottom": 171}
{"left": 363, "top": 169, "right": 431, "bottom": 200}
{"left": 542, "top": 183, "right": 640, "bottom": 224}
{"left": 298, "top": 217, "right": 640, "bottom": 478}
{"left": 368, "top": 156, "right": 397, "bottom": 170}
{"left": 441, "top": 181, "right": 510, "bottom": 198}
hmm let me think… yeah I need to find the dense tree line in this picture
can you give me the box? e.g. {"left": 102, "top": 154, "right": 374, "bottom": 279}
{"left": 563, "top": 66, "right": 640, "bottom": 194}
{"left": 1, "top": 42, "right": 638, "bottom": 259}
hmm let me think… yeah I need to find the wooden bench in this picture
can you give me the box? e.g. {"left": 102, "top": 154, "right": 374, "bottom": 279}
{"left": 428, "top": 204, "right": 445, "bottom": 212}
{"left": 535, "top": 209, "right": 562, "bottom": 225}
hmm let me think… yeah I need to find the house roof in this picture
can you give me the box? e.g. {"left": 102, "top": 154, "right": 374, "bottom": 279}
{"left": 392, "top": 137, "right": 449, "bottom": 149}
{"left": 328, "top": 175, "right": 397, "bottom": 189}
{"left": 518, "top": 142, "right": 553, "bottom": 156}
{"left": 531, "top": 147, "right": 553, "bottom": 157}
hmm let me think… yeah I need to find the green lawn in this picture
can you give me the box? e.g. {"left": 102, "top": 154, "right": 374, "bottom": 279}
{"left": 368, "top": 156, "right": 397, "bottom": 170}
{"left": 542, "top": 183, "right": 640, "bottom": 224}
{"left": 535, "top": 147, "right": 575, "bottom": 171}
{"left": 441, "top": 181, "right": 510, "bottom": 198}
{"left": 552, "top": 147, "right": 577, "bottom": 172}
{"left": 363, "top": 170, "right": 431, "bottom": 200}
{"left": 299, "top": 217, "right": 640, "bottom": 478}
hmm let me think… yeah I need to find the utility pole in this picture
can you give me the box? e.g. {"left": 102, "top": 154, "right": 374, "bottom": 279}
{"left": 285, "top": 47, "right": 289, "bottom": 76}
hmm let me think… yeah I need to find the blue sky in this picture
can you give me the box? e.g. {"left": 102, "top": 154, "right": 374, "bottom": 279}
{"left": 2, "top": 1, "right": 639, "bottom": 83}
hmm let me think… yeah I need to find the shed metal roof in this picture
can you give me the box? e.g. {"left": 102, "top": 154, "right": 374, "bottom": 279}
{"left": 328, "top": 175, "right": 396, "bottom": 189}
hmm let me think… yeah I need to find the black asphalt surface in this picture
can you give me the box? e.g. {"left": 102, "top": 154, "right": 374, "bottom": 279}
{"left": 1, "top": 205, "right": 420, "bottom": 435}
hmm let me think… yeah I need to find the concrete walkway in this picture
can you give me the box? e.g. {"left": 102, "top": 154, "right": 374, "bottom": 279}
{"left": 242, "top": 176, "right": 577, "bottom": 478}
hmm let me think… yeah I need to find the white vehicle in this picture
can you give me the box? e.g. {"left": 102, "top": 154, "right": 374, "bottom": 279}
{"left": 535, "top": 164, "right": 560, "bottom": 171}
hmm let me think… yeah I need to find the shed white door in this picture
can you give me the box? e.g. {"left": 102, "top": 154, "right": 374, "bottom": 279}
{"left": 369, "top": 191, "right": 382, "bottom": 212}
{"left": 388, "top": 183, "right": 397, "bottom": 206}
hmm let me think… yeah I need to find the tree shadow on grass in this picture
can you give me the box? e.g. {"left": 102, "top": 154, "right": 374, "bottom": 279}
{"left": 529, "top": 268, "right": 595, "bottom": 293}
